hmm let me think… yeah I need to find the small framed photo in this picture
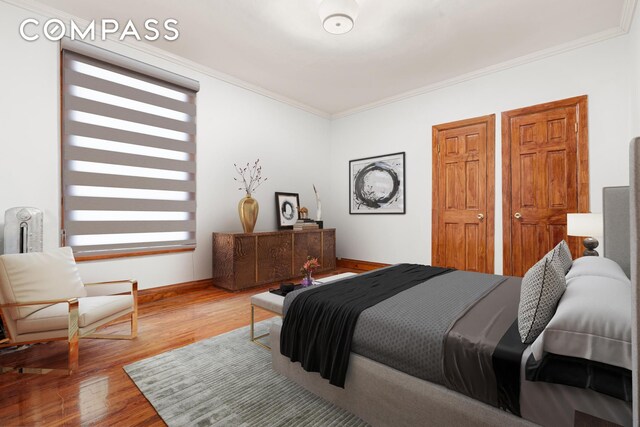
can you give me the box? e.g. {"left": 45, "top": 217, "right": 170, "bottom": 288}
{"left": 275, "top": 192, "right": 300, "bottom": 229}
{"left": 349, "top": 152, "right": 405, "bottom": 214}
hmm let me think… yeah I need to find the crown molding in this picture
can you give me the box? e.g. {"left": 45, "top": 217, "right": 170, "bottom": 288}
{"left": 4, "top": 0, "right": 637, "bottom": 121}
{"left": 332, "top": 0, "right": 638, "bottom": 118}
{"left": 620, "top": 0, "right": 638, "bottom": 32}
{"left": 332, "top": 24, "right": 634, "bottom": 118}
{"left": 1, "top": 0, "right": 331, "bottom": 119}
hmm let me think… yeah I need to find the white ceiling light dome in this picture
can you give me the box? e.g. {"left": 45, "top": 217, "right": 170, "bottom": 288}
{"left": 319, "top": 0, "right": 359, "bottom": 35}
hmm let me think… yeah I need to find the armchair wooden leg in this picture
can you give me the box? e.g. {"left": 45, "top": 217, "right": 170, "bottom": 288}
{"left": 84, "top": 280, "right": 138, "bottom": 340}
{"left": 0, "top": 339, "right": 77, "bottom": 375}
{"left": 83, "top": 310, "right": 138, "bottom": 340}
{"left": 130, "top": 311, "right": 138, "bottom": 338}
{"left": 68, "top": 298, "right": 80, "bottom": 375}
{"left": 68, "top": 336, "right": 79, "bottom": 375}
{"left": 0, "top": 299, "right": 80, "bottom": 375}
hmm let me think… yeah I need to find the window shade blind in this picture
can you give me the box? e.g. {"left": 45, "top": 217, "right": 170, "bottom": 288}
{"left": 61, "top": 47, "right": 198, "bottom": 257}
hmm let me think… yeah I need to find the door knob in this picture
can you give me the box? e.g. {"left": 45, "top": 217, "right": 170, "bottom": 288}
{"left": 514, "top": 212, "right": 522, "bottom": 219}
{"left": 477, "top": 213, "right": 484, "bottom": 220}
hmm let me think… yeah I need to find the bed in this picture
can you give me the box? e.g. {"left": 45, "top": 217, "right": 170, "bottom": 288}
{"left": 270, "top": 138, "right": 639, "bottom": 427}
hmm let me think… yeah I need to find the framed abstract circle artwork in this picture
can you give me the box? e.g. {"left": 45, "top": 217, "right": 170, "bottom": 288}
{"left": 349, "top": 152, "right": 405, "bottom": 214}
{"left": 275, "top": 192, "right": 300, "bottom": 228}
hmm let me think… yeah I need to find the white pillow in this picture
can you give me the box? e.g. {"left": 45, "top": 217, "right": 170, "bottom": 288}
{"left": 546, "top": 240, "right": 573, "bottom": 274}
{"left": 565, "top": 256, "right": 629, "bottom": 283}
{"left": 518, "top": 257, "right": 567, "bottom": 344}
{"left": 531, "top": 274, "right": 631, "bottom": 370}
{"left": 0, "top": 247, "right": 86, "bottom": 319}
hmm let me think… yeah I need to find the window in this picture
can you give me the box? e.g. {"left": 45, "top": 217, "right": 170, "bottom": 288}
{"left": 61, "top": 40, "right": 199, "bottom": 259}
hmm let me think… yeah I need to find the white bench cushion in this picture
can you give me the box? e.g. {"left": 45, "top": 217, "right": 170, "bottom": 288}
{"left": 250, "top": 272, "right": 358, "bottom": 315}
{"left": 251, "top": 292, "right": 285, "bottom": 314}
{"left": 16, "top": 295, "right": 133, "bottom": 335}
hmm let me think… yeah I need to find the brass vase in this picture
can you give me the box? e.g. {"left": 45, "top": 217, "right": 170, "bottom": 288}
{"left": 238, "top": 193, "right": 259, "bottom": 233}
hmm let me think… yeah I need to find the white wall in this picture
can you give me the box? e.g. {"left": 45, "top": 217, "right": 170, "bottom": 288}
{"left": 630, "top": 4, "right": 640, "bottom": 137}
{"left": 326, "top": 32, "right": 638, "bottom": 273}
{"left": 2, "top": 1, "right": 639, "bottom": 286}
{"left": 0, "top": 2, "right": 331, "bottom": 289}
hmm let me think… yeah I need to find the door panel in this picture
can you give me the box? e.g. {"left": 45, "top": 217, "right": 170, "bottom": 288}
{"left": 444, "top": 222, "right": 464, "bottom": 268}
{"left": 465, "top": 224, "right": 479, "bottom": 272}
{"left": 432, "top": 115, "right": 495, "bottom": 273}
{"left": 466, "top": 160, "right": 479, "bottom": 209}
{"left": 547, "top": 150, "right": 568, "bottom": 208}
{"left": 503, "top": 96, "right": 589, "bottom": 277}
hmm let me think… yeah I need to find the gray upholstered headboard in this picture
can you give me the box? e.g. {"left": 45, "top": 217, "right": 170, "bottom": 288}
{"left": 603, "top": 186, "right": 631, "bottom": 278}
{"left": 629, "top": 138, "right": 640, "bottom": 426}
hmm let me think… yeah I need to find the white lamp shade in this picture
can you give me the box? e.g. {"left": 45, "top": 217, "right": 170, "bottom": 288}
{"left": 567, "top": 213, "right": 603, "bottom": 237}
{"left": 319, "top": 0, "right": 359, "bottom": 34}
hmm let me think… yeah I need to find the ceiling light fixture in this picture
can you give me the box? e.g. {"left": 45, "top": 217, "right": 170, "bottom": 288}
{"left": 319, "top": 0, "right": 359, "bottom": 35}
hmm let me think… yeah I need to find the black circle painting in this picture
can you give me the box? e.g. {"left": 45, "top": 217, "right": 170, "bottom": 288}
{"left": 281, "top": 201, "right": 295, "bottom": 220}
{"left": 350, "top": 152, "right": 405, "bottom": 214}
{"left": 353, "top": 162, "right": 399, "bottom": 208}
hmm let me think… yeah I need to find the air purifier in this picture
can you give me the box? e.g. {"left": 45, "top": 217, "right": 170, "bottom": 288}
{"left": 4, "top": 207, "right": 43, "bottom": 254}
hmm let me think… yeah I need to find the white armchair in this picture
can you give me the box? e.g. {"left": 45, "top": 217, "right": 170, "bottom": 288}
{"left": 0, "top": 247, "right": 137, "bottom": 374}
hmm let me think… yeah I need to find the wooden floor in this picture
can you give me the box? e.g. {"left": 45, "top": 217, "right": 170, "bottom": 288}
{"left": 0, "top": 268, "right": 360, "bottom": 426}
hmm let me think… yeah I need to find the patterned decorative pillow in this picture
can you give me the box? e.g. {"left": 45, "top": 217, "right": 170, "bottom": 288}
{"left": 518, "top": 256, "right": 567, "bottom": 344}
{"left": 547, "top": 240, "right": 572, "bottom": 274}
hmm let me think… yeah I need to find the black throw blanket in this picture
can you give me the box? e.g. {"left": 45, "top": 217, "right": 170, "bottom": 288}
{"left": 492, "top": 320, "right": 528, "bottom": 415}
{"left": 280, "top": 264, "right": 452, "bottom": 387}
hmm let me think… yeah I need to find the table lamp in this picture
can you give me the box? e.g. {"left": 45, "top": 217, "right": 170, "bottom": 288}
{"left": 567, "top": 213, "right": 603, "bottom": 256}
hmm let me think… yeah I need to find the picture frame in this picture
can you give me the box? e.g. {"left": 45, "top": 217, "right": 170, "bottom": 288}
{"left": 349, "top": 152, "right": 406, "bottom": 214}
{"left": 275, "top": 192, "right": 300, "bottom": 229}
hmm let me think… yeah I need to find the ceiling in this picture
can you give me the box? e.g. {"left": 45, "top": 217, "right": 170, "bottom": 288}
{"left": 28, "top": 0, "right": 636, "bottom": 116}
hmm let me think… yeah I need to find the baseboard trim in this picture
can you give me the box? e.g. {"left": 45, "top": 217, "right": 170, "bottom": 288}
{"left": 336, "top": 258, "right": 390, "bottom": 271}
{"left": 137, "top": 259, "right": 373, "bottom": 304}
{"left": 138, "top": 279, "right": 214, "bottom": 305}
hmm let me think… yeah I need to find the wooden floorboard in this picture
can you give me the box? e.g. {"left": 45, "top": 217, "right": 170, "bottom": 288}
{"left": 0, "top": 268, "right": 361, "bottom": 426}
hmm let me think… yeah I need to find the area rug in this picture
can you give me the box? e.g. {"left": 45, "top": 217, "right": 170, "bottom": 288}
{"left": 124, "top": 319, "right": 368, "bottom": 426}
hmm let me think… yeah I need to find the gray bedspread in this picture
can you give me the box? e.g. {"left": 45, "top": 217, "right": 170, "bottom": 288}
{"left": 352, "top": 270, "right": 506, "bottom": 385}
{"left": 285, "top": 269, "right": 506, "bottom": 387}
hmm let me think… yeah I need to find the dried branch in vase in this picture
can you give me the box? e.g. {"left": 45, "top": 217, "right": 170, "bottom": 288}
{"left": 233, "top": 159, "right": 268, "bottom": 196}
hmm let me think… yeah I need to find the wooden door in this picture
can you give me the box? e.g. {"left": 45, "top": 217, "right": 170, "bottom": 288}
{"left": 502, "top": 96, "right": 589, "bottom": 277}
{"left": 432, "top": 115, "right": 495, "bottom": 273}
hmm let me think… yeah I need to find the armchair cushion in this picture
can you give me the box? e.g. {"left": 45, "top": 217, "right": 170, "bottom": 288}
{"left": 0, "top": 247, "right": 87, "bottom": 319}
{"left": 15, "top": 295, "right": 133, "bottom": 335}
